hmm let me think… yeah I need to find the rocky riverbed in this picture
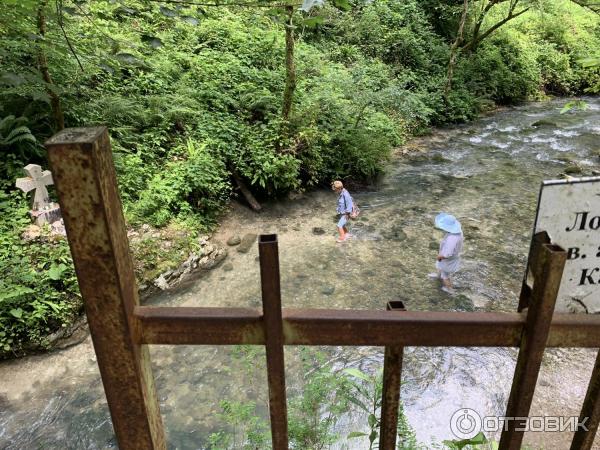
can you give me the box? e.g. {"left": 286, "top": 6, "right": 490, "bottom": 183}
{"left": 2, "top": 98, "right": 600, "bottom": 449}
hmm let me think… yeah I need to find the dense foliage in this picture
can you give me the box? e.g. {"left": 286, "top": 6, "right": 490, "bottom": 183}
{"left": 0, "top": 191, "right": 80, "bottom": 354}
{"left": 0, "top": 0, "right": 599, "bottom": 357}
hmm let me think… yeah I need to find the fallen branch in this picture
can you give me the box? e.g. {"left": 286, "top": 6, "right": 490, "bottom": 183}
{"left": 230, "top": 167, "right": 262, "bottom": 212}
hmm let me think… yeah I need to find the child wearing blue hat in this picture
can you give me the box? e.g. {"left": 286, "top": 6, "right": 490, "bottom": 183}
{"left": 429, "top": 213, "right": 464, "bottom": 293}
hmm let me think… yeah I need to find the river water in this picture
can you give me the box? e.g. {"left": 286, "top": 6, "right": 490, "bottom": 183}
{"left": 1, "top": 98, "right": 600, "bottom": 449}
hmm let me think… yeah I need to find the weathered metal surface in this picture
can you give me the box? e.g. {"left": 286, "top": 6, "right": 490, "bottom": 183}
{"left": 259, "top": 235, "right": 289, "bottom": 450}
{"left": 571, "top": 349, "right": 600, "bottom": 450}
{"left": 133, "top": 307, "right": 600, "bottom": 348}
{"left": 134, "top": 306, "right": 264, "bottom": 344}
{"left": 45, "top": 127, "right": 166, "bottom": 450}
{"left": 283, "top": 309, "right": 523, "bottom": 347}
{"left": 519, "top": 231, "right": 551, "bottom": 312}
{"left": 499, "top": 243, "right": 567, "bottom": 450}
{"left": 379, "top": 301, "right": 406, "bottom": 450}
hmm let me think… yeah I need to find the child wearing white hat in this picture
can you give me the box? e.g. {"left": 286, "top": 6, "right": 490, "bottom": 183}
{"left": 429, "top": 212, "right": 464, "bottom": 293}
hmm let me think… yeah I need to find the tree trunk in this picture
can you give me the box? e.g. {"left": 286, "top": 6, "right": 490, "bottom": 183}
{"left": 470, "top": 0, "right": 504, "bottom": 51}
{"left": 230, "top": 167, "right": 262, "bottom": 212}
{"left": 462, "top": 6, "right": 529, "bottom": 52}
{"left": 444, "top": 0, "right": 469, "bottom": 97}
{"left": 37, "top": 0, "right": 64, "bottom": 131}
{"left": 281, "top": 6, "right": 296, "bottom": 125}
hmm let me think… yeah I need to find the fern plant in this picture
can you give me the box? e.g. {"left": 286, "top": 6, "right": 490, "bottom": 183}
{"left": 0, "top": 115, "right": 41, "bottom": 186}
{"left": 0, "top": 115, "right": 37, "bottom": 155}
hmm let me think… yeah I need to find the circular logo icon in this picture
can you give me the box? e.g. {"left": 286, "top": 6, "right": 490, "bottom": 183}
{"left": 450, "top": 408, "right": 482, "bottom": 439}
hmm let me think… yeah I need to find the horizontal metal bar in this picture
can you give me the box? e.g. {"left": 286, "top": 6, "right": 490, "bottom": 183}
{"left": 134, "top": 307, "right": 600, "bottom": 348}
{"left": 135, "top": 307, "right": 264, "bottom": 345}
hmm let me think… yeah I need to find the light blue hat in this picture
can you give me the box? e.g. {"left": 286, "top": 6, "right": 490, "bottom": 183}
{"left": 435, "top": 213, "right": 462, "bottom": 234}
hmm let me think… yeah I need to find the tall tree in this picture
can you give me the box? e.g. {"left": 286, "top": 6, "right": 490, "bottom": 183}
{"left": 444, "top": 0, "right": 469, "bottom": 97}
{"left": 462, "top": 0, "right": 530, "bottom": 52}
{"left": 282, "top": 5, "right": 296, "bottom": 125}
{"left": 36, "top": 0, "right": 65, "bottom": 130}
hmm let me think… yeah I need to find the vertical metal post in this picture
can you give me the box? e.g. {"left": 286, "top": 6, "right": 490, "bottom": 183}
{"left": 45, "top": 128, "right": 165, "bottom": 449}
{"left": 499, "top": 242, "right": 566, "bottom": 450}
{"left": 518, "top": 231, "right": 551, "bottom": 312}
{"left": 571, "top": 349, "right": 600, "bottom": 449}
{"left": 379, "top": 301, "right": 406, "bottom": 450}
{"left": 259, "top": 234, "right": 289, "bottom": 450}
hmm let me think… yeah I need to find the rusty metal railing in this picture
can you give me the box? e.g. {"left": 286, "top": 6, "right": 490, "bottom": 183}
{"left": 45, "top": 127, "right": 600, "bottom": 450}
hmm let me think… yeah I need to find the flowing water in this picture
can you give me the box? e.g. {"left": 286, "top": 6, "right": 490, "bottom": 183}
{"left": 1, "top": 98, "right": 600, "bottom": 449}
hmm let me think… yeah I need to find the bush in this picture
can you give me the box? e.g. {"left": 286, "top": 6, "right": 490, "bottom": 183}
{"left": 0, "top": 191, "right": 81, "bottom": 358}
{"left": 131, "top": 139, "right": 230, "bottom": 227}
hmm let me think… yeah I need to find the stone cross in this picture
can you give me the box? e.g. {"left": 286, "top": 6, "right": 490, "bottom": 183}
{"left": 16, "top": 164, "right": 54, "bottom": 211}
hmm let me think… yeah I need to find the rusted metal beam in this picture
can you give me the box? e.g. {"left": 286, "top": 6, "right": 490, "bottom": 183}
{"left": 259, "top": 234, "right": 289, "bottom": 450}
{"left": 499, "top": 243, "right": 567, "bottom": 450}
{"left": 133, "top": 307, "right": 600, "bottom": 348}
{"left": 519, "top": 231, "right": 551, "bottom": 312}
{"left": 571, "top": 349, "right": 600, "bottom": 450}
{"left": 134, "top": 306, "right": 264, "bottom": 344}
{"left": 379, "top": 301, "right": 406, "bottom": 450}
{"left": 46, "top": 128, "right": 165, "bottom": 450}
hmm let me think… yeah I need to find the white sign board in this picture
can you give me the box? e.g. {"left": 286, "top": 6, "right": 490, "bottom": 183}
{"left": 533, "top": 176, "right": 600, "bottom": 313}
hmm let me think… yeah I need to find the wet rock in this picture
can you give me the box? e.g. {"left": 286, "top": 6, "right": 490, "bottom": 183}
{"left": 237, "top": 233, "right": 257, "bottom": 253}
{"left": 532, "top": 119, "right": 557, "bottom": 127}
{"left": 321, "top": 285, "right": 335, "bottom": 295}
{"left": 409, "top": 206, "right": 426, "bottom": 214}
{"left": 154, "top": 274, "right": 169, "bottom": 290}
{"left": 199, "top": 248, "right": 227, "bottom": 269}
{"left": 383, "top": 225, "right": 408, "bottom": 242}
{"left": 564, "top": 164, "right": 583, "bottom": 175}
{"left": 202, "top": 244, "right": 216, "bottom": 256}
{"left": 431, "top": 153, "right": 451, "bottom": 163}
{"left": 454, "top": 294, "right": 475, "bottom": 312}
{"left": 150, "top": 243, "right": 227, "bottom": 291}
{"left": 222, "top": 263, "right": 234, "bottom": 272}
{"left": 47, "top": 316, "right": 89, "bottom": 350}
{"left": 226, "top": 235, "right": 241, "bottom": 246}
{"left": 557, "top": 154, "right": 576, "bottom": 163}
{"left": 312, "top": 227, "right": 326, "bottom": 235}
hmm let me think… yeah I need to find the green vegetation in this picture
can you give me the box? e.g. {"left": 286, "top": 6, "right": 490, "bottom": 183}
{"left": 211, "top": 346, "right": 417, "bottom": 449}
{"left": 0, "top": 190, "right": 80, "bottom": 355}
{"left": 0, "top": 0, "right": 598, "bottom": 357}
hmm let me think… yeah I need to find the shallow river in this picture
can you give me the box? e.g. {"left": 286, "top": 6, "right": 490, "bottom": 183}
{"left": 1, "top": 98, "right": 600, "bottom": 449}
